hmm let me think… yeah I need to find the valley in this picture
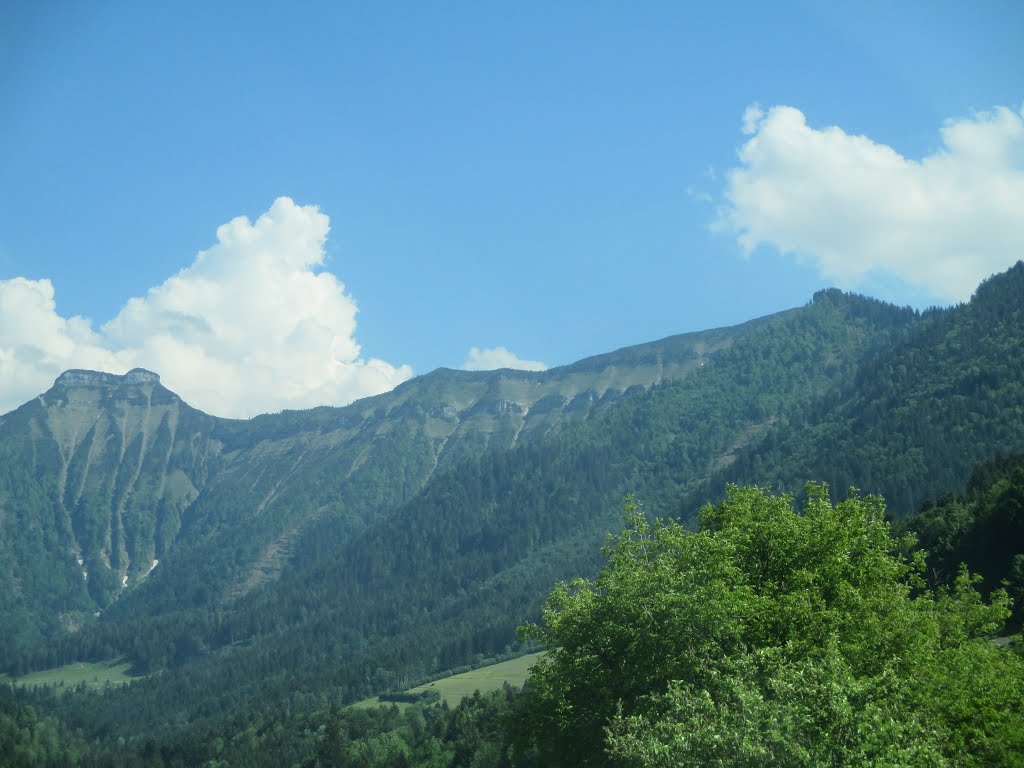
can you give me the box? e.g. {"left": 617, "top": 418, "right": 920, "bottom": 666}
{"left": 1, "top": 263, "right": 1023, "bottom": 765}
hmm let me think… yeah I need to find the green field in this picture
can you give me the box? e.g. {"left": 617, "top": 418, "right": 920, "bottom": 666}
{"left": 353, "top": 651, "right": 545, "bottom": 709}
{"left": 0, "top": 657, "right": 139, "bottom": 690}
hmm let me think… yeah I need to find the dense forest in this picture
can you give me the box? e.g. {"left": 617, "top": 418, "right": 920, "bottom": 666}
{"left": 696, "top": 264, "right": 1024, "bottom": 516}
{"left": 3, "top": 454, "right": 1023, "bottom": 766}
{"left": 1, "top": 263, "right": 1023, "bottom": 765}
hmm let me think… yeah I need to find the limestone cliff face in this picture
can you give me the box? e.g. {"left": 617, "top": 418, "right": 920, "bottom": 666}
{"left": 51, "top": 368, "right": 161, "bottom": 388}
{"left": 4, "top": 368, "right": 220, "bottom": 606}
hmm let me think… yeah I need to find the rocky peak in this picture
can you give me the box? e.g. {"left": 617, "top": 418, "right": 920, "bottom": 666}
{"left": 54, "top": 368, "right": 161, "bottom": 388}
{"left": 45, "top": 368, "right": 174, "bottom": 413}
{"left": 123, "top": 368, "right": 161, "bottom": 385}
{"left": 55, "top": 370, "right": 123, "bottom": 388}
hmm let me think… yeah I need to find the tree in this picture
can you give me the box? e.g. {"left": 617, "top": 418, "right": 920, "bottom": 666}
{"left": 318, "top": 701, "right": 349, "bottom": 768}
{"left": 513, "top": 486, "right": 1024, "bottom": 767}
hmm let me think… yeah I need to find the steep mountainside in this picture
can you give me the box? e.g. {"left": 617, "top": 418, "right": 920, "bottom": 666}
{"left": 696, "top": 261, "right": 1024, "bottom": 517}
{"left": 0, "top": 370, "right": 218, "bottom": 654}
{"left": 0, "top": 316, "right": 767, "bottom": 658}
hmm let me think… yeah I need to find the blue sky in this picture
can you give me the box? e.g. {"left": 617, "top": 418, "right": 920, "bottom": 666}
{"left": 1, "top": 1, "right": 1022, "bottom": 417}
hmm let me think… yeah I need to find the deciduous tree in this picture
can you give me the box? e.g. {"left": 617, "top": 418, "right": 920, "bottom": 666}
{"left": 514, "top": 486, "right": 1024, "bottom": 767}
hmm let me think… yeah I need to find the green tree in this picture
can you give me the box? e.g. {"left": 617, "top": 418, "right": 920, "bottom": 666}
{"left": 514, "top": 486, "right": 1023, "bottom": 767}
{"left": 318, "top": 701, "right": 349, "bottom": 768}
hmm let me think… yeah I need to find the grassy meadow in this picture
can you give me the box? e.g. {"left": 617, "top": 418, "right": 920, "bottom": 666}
{"left": 353, "top": 651, "right": 544, "bottom": 709}
{"left": 0, "top": 656, "right": 138, "bottom": 690}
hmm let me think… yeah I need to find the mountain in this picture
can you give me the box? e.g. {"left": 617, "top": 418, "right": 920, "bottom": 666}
{"left": 3, "top": 262, "right": 1024, "bottom": 748}
{"left": 0, "top": 369, "right": 219, "bottom": 654}
{"left": 0, "top": 315, "right": 769, "bottom": 659}
{"left": 694, "top": 261, "right": 1024, "bottom": 516}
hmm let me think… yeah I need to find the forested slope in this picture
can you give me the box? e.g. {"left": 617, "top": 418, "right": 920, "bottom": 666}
{"left": 0, "top": 370, "right": 220, "bottom": 660}
{"left": 7, "top": 458, "right": 1023, "bottom": 768}
{"left": 697, "top": 262, "right": 1024, "bottom": 517}
{"left": 903, "top": 452, "right": 1024, "bottom": 626}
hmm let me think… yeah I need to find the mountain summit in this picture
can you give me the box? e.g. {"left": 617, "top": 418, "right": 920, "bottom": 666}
{"left": 53, "top": 367, "right": 162, "bottom": 387}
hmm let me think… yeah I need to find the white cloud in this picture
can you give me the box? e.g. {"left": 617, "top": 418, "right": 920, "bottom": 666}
{"left": 686, "top": 185, "right": 713, "bottom": 204}
{"left": 462, "top": 346, "right": 547, "bottom": 372}
{"left": 741, "top": 103, "right": 764, "bottom": 135}
{"left": 0, "top": 277, "right": 122, "bottom": 413}
{"left": 715, "top": 104, "right": 1024, "bottom": 302}
{"left": 0, "top": 198, "right": 412, "bottom": 417}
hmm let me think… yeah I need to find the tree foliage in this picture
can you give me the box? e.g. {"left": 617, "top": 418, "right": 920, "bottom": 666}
{"left": 514, "top": 486, "right": 1023, "bottom": 767}
{"left": 905, "top": 452, "right": 1024, "bottom": 626}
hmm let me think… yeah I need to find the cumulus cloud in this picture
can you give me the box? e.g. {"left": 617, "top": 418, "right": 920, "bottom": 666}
{"left": 462, "top": 346, "right": 547, "bottom": 372}
{"left": 741, "top": 103, "right": 765, "bottom": 135}
{"left": 0, "top": 278, "right": 122, "bottom": 413}
{"left": 715, "top": 104, "right": 1024, "bottom": 302}
{"left": 0, "top": 198, "right": 412, "bottom": 417}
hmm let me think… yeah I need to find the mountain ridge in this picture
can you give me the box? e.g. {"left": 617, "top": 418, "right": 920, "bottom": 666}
{"left": 0, "top": 312, "right": 772, "bottom": 656}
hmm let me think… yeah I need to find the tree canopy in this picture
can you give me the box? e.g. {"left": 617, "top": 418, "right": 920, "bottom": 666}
{"left": 514, "top": 486, "right": 1024, "bottom": 767}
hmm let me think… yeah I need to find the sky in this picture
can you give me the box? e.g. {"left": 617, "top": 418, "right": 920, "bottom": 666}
{"left": 1, "top": 1, "right": 1022, "bottom": 418}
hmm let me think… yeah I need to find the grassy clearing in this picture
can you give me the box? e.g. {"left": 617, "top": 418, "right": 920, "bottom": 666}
{"left": 0, "top": 656, "right": 139, "bottom": 690}
{"left": 352, "top": 651, "right": 544, "bottom": 709}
